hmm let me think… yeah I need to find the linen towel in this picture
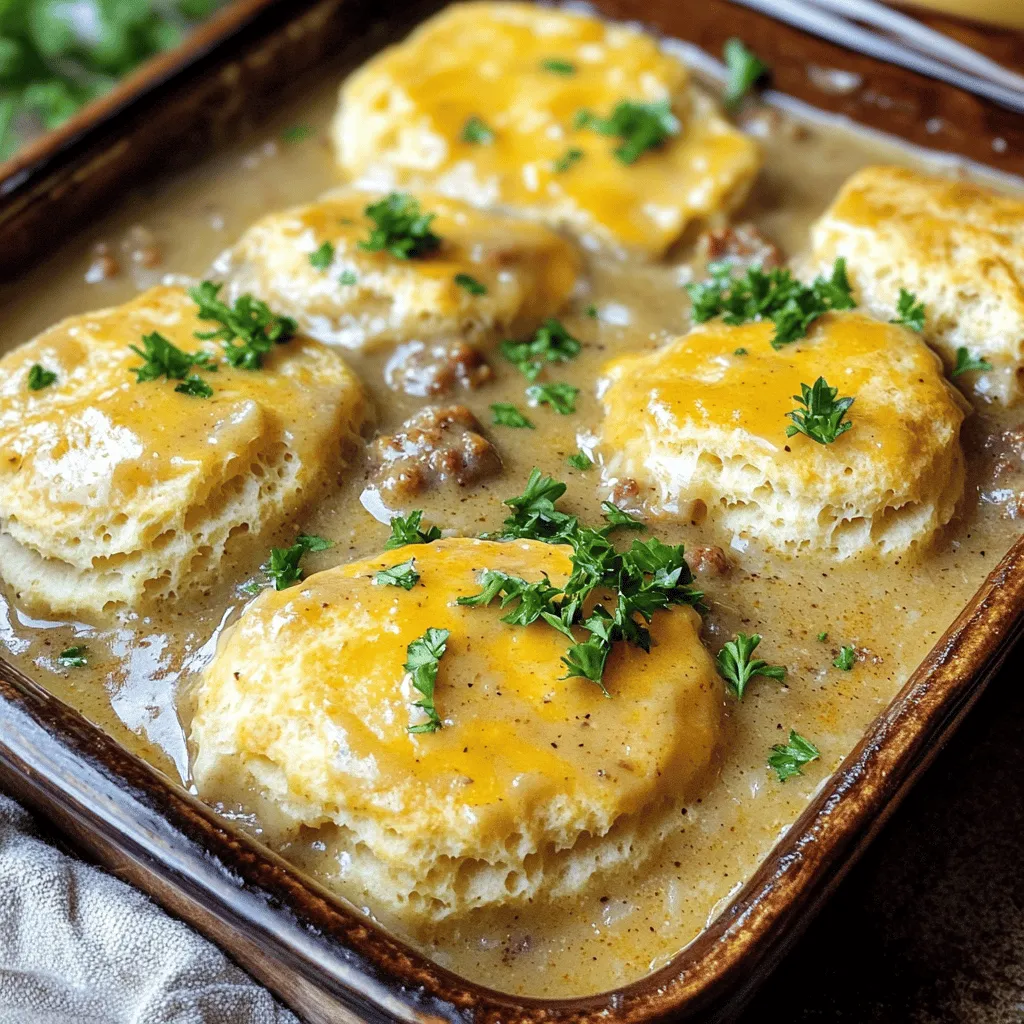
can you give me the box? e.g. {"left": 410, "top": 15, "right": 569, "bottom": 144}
{"left": 0, "top": 793, "right": 299, "bottom": 1024}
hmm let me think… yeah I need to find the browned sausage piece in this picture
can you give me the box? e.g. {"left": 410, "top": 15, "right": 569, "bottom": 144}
{"left": 370, "top": 405, "right": 502, "bottom": 498}
{"left": 698, "top": 223, "right": 783, "bottom": 273}
{"left": 384, "top": 340, "right": 493, "bottom": 398}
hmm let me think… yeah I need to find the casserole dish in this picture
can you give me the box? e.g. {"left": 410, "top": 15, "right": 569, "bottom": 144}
{"left": 0, "top": 0, "right": 1022, "bottom": 1020}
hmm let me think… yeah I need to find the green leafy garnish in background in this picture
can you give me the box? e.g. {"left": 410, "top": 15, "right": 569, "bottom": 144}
{"left": 722, "top": 38, "right": 768, "bottom": 111}
{"left": 768, "top": 729, "right": 820, "bottom": 782}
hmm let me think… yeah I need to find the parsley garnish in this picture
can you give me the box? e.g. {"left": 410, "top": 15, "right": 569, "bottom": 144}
{"left": 281, "top": 124, "right": 315, "bottom": 143}
{"left": 574, "top": 100, "right": 679, "bottom": 164}
{"left": 952, "top": 347, "right": 993, "bottom": 377}
{"left": 716, "top": 633, "right": 786, "bottom": 699}
{"left": 385, "top": 511, "right": 442, "bottom": 550}
{"left": 817, "top": 631, "right": 829, "bottom": 642}
{"left": 189, "top": 281, "right": 296, "bottom": 370}
{"left": 405, "top": 627, "right": 450, "bottom": 733}
{"left": 527, "top": 382, "right": 579, "bottom": 415}
{"left": 339, "top": 270, "right": 358, "bottom": 286}
{"left": 262, "top": 534, "right": 333, "bottom": 590}
{"left": 688, "top": 258, "right": 856, "bottom": 347}
{"left": 130, "top": 331, "right": 215, "bottom": 384}
{"left": 540, "top": 57, "right": 576, "bottom": 75}
{"left": 58, "top": 645, "right": 88, "bottom": 667}
{"left": 454, "top": 273, "right": 487, "bottom": 295}
{"left": 27, "top": 364, "right": 56, "bottom": 390}
{"left": 891, "top": 288, "right": 925, "bottom": 332}
{"left": 723, "top": 38, "right": 768, "bottom": 111}
{"left": 734, "top": 347, "right": 748, "bottom": 356}
{"left": 567, "top": 452, "right": 593, "bottom": 470}
{"left": 491, "top": 403, "right": 535, "bottom": 428}
{"left": 309, "top": 240, "right": 335, "bottom": 270}
{"left": 553, "top": 147, "right": 584, "bottom": 173}
{"left": 768, "top": 729, "right": 820, "bottom": 782}
{"left": 460, "top": 115, "right": 494, "bottom": 144}
{"left": 585, "top": 304, "right": 599, "bottom": 319}
{"left": 175, "top": 375, "right": 214, "bottom": 398}
{"left": 501, "top": 318, "right": 581, "bottom": 380}
{"left": 374, "top": 558, "right": 420, "bottom": 590}
{"left": 359, "top": 193, "right": 441, "bottom": 260}
{"left": 833, "top": 645, "right": 857, "bottom": 671}
{"left": 786, "top": 377, "right": 855, "bottom": 445}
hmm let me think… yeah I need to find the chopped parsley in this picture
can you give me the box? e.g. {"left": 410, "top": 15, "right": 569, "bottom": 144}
{"left": 58, "top": 645, "right": 88, "bottom": 667}
{"left": 189, "top": 281, "right": 296, "bottom": 370}
{"left": 281, "top": 124, "right": 315, "bottom": 143}
{"left": 716, "top": 632, "right": 786, "bottom": 699}
{"left": 891, "top": 288, "right": 925, "bottom": 332}
{"left": 526, "top": 382, "right": 579, "bottom": 415}
{"left": 374, "top": 558, "right": 420, "bottom": 590}
{"left": 723, "top": 38, "right": 769, "bottom": 111}
{"left": 454, "top": 273, "right": 487, "bottom": 295}
{"left": 786, "top": 377, "right": 855, "bottom": 445}
{"left": 734, "top": 347, "right": 748, "bottom": 356}
{"left": 553, "top": 147, "right": 584, "bottom": 173}
{"left": 462, "top": 470, "right": 703, "bottom": 694}
{"left": 540, "top": 57, "right": 576, "bottom": 75}
{"left": 768, "top": 729, "right": 821, "bottom": 782}
{"left": 491, "top": 403, "right": 535, "bottom": 429}
{"left": 688, "top": 258, "right": 856, "bottom": 347}
{"left": 833, "top": 644, "right": 857, "bottom": 671}
{"left": 338, "top": 270, "right": 358, "bottom": 286}
{"left": 130, "top": 331, "right": 215, "bottom": 385}
{"left": 460, "top": 115, "right": 495, "bottom": 144}
{"left": 405, "top": 627, "right": 450, "bottom": 733}
{"left": 817, "top": 631, "right": 829, "bottom": 642}
{"left": 27, "top": 364, "right": 56, "bottom": 390}
{"left": 952, "top": 347, "right": 993, "bottom": 377}
{"left": 262, "top": 534, "right": 333, "bottom": 590}
{"left": 385, "top": 511, "right": 442, "bottom": 550}
{"left": 585, "top": 304, "right": 599, "bottom": 319}
{"left": 358, "top": 192, "right": 441, "bottom": 260}
{"left": 573, "top": 99, "right": 679, "bottom": 164}
{"left": 500, "top": 318, "right": 581, "bottom": 380}
{"left": 175, "top": 375, "right": 214, "bottom": 398}
{"left": 309, "top": 240, "right": 335, "bottom": 270}
{"left": 566, "top": 452, "right": 593, "bottom": 470}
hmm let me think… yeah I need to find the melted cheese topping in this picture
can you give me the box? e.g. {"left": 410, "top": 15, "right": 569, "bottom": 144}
{"left": 217, "top": 189, "right": 581, "bottom": 349}
{"left": 190, "top": 537, "right": 722, "bottom": 917}
{"left": 598, "top": 312, "right": 968, "bottom": 557}
{"left": 332, "top": 2, "right": 760, "bottom": 258}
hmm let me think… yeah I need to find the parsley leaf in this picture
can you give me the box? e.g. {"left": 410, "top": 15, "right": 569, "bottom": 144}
{"left": 567, "top": 452, "right": 593, "bottom": 470}
{"left": 526, "top": 381, "right": 579, "bottom": 415}
{"left": 491, "top": 403, "right": 535, "bottom": 428}
{"left": 833, "top": 644, "right": 857, "bottom": 670}
{"left": 58, "top": 645, "right": 88, "bottom": 667}
{"left": 786, "top": 377, "right": 855, "bottom": 445}
{"left": 817, "top": 631, "right": 829, "bottom": 642}
{"left": 952, "top": 347, "right": 993, "bottom": 377}
{"left": 309, "top": 240, "right": 335, "bottom": 270}
{"left": 562, "top": 637, "right": 611, "bottom": 693}
{"left": 385, "top": 511, "right": 442, "bottom": 550}
{"left": 175, "top": 375, "right": 214, "bottom": 398}
{"left": 374, "top": 558, "right": 420, "bottom": 590}
{"left": 601, "top": 502, "right": 644, "bottom": 530}
{"left": 540, "top": 57, "right": 576, "bottom": 75}
{"left": 263, "top": 534, "right": 333, "bottom": 590}
{"left": 501, "top": 318, "right": 581, "bottom": 380}
{"left": 716, "top": 632, "right": 786, "bottom": 699}
{"left": 281, "top": 124, "right": 315, "bottom": 143}
{"left": 454, "top": 273, "right": 487, "bottom": 295}
{"left": 27, "top": 364, "right": 57, "bottom": 390}
{"left": 688, "top": 258, "right": 856, "bottom": 347}
{"left": 189, "top": 281, "right": 296, "bottom": 370}
{"left": 574, "top": 99, "right": 679, "bottom": 164}
{"left": 768, "top": 729, "right": 821, "bottom": 782}
{"left": 458, "top": 570, "right": 563, "bottom": 628}
{"left": 130, "top": 331, "right": 210, "bottom": 383}
{"left": 552, "top": 147, "right": 584, "bottom": 173}
{"left": 723, "top": 38, "right": 768, "bottom": 111}
{"left": 405, "top": 627, "right": 450, "bottom": 733}
{"left": 585, "top": 304, "right": 599, "bottom": 319}
{"left": 339, "top": 270, "right": 358, "bottom": 286}
{"left": 499, "top": 469, "right": 573, "bottom": 541}
{"left": 460, "top": 115, "right": 494, "bottom": 144}
{"left": 359, "top": 193, "right": 441, "bottom": 260}
{"left": 891, "top": 288, "right": 925, "bottom": 332}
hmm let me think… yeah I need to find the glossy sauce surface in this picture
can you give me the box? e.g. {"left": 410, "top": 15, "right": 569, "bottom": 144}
{"left": 0, "top": 47, "right": 1021, "bottom": 999}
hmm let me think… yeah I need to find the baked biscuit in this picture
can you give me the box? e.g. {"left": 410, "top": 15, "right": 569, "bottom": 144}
{"left": 215, "top": 189, "right": 581, "bottom": 350}
{"left": 597, "top": 312, "right": 968, "bottom": 559}
{"left": 809, "top": 165, "right": 1024, "bottom": 404}
{"left": 331, "top": 2, "right": 761, "bottom": 259}
{"left": 0, "top": 286, "right": 367, "bottom": 617}
{"left": 190, "top": 537, "right": 722, "bottom": 921}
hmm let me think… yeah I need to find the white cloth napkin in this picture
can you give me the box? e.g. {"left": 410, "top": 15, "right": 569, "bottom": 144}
{"left": 0, "top": 793, "right": 299, "bottom": 1024}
